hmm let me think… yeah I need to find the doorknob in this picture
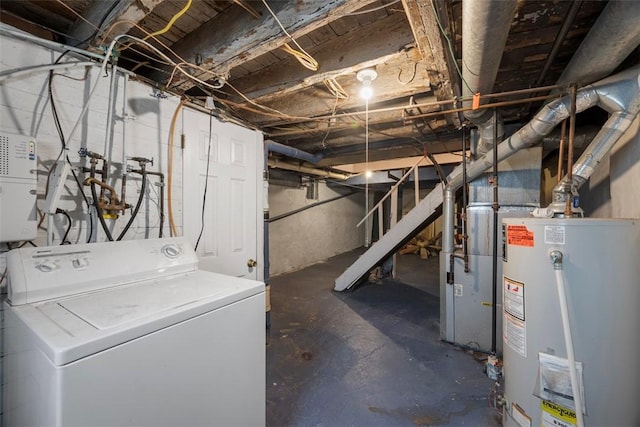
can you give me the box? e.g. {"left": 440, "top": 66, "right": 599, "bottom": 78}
{"left": 247, "top": 259, "right": 258, "bottom": 268}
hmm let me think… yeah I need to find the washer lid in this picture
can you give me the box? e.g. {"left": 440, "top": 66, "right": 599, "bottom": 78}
{"left": 10, "top": 270, "right": 264, "bottom": 366}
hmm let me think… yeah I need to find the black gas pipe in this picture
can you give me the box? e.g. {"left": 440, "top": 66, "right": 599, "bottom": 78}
{"left": 490, "top": 109, "right": 500, "bottom": 354}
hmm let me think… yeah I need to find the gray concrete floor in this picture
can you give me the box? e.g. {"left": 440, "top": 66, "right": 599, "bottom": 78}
{"left": 266, "top": 249, "right": 501, "bottom": 427}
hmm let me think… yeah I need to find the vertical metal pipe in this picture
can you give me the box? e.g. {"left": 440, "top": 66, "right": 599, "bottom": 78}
{"left": 103, "top": 59, "right": 118, "bottom": 171}
{"left": 121, "top": 73, "right": 129, "bottom": 211}
{"left": 557, "top": 120, "right": 566, "bottom": 183}
{"left": 414, "top": 167, "right": 419, "bottom": 207}
{"left": 491, "top": 109, "right": 499, "bottom": 354}
{"left": 378, "top": 205, "right": 384, "bottom": 241}
{"left": 462, "top": 128, "right": 469, "bottom": 273}
{"left": 536, "top": 1, "right": 583, "bottom": 87}
{"left": 565, "top": 86, "right": 577, "bottom": 216}
{"left": 263, "top": 148, "right": 271, "bottom": 328}
{"left": 443, "top": 189, "right": 455, "bottom": 253}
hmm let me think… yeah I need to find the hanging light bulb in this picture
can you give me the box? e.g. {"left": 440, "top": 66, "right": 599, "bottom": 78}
{"left": 356, "top": 68, "right": 378, "bottom": 100}
{"left": 360, "top": 84, "right": 373, "bottom": 100}
{"left": 365, "top": 170, "right": 373, "bottom": 178}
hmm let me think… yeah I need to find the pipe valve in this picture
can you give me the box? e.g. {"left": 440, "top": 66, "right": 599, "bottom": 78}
{"left": 549, "top": 250, "right": 564, "bottom": 270}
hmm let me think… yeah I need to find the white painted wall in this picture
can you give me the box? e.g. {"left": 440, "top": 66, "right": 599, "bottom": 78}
{"left": 0, "top": 34, "right": 185, "bottom": 251}
{"left": 268, "top": 181, "right": 365, "bottom": 276}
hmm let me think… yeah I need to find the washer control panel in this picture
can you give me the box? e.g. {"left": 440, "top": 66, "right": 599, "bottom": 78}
{"left": 6, "top": 237, "right": 198, "bottom": 305}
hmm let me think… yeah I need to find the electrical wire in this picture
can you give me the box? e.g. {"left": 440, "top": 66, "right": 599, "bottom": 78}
{"left": 0, "top": 10, "right": 89, "bottom": 45}
{"left": 323, "top": 77, "right": 349, "bottom": 99}
{"left": 144, "top": 0, "right": 192, "bottom": 40}
{"left": 48, "top": 50, "right": 94, "bottom": 243}
{"left": 194, "top": 111, "right": 214, "bottom": 251}
{"left": 97, "top": 21, "right": 311, "bottom": 121}
{"left": 57, "top": 209, "right": 72, "bottom": 244}
{"left": 261, "top": 0, "right": 319, "bottom": 71}
{"left": 280, "top": 43, "right": 319, "bottom": 71}
{"left": 429, "top": 0, "right": 473, "bottom": 94}
{"left": 118, "top": 0, "right": 193, "bottom": 53}
{"left": 336, "top": 0, "right": 402, "bottom": 16}
{"left": 53, "top": 0, "right": 100, "bottom": 33}
{"left": 72, "top": 0, "right": 122, "bottom": 47}
{"left": 0, "top": 267, "right": 7, "bottom": 288}
{"left": 397, "top": 62, "right": 418, "bottom": 85}
{"left": 320, "top": 94, "right": 341, "bottom": 149}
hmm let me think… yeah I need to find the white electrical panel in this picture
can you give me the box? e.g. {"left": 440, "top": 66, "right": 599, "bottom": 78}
{"left": 0, "top": 131, "right": 37, "bottom": 242}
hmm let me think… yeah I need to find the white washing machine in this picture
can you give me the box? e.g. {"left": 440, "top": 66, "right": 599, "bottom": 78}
{"left": 2, "top": 237, "right": 265, "bottom": 427}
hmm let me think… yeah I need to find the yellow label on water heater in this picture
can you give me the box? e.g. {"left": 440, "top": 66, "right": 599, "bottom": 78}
{"left": 541, "top": 400, "right": 576, "bottom": 427}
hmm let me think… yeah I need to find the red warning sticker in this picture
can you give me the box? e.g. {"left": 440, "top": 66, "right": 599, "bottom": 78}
{"left": 507, "top": 225, "right": 534, "bottom": 247}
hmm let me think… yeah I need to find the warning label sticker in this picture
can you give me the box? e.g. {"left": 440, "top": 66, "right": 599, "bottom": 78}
{"left": 512, "top": 403, "right": 531, "bottom": 427}
{"left": 454, "top": 283, "right": 463, "bottom": 297}
{"left": 504, "top": 277, "right": 525, "bottom": 321}
{"left": 504, "top": 313, "right": 526, "bottom": 357}
{"left": 541, "top": 400, "right": 576, "bottom": 427}
{"left": 507, "top": 225, "right": 534, "bottom": 247}
{"left": 544, "top": 226, "right": 566, "bottom": 245}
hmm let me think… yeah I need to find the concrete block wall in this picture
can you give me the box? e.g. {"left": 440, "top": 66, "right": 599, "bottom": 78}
{"left": 268, "top": 181, "right": 365, "bottom": 276}
{"left": 0, "top": 36, "right": 186, "bottom": 256}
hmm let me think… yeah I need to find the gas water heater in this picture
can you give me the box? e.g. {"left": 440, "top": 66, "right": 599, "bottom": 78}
{"left": 502, "top": 218, "right": 639, "bottom": 427}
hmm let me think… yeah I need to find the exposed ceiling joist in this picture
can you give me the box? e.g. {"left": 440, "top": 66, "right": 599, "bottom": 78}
{"left": 239, "top": 59, "right": 433, "bottom": 124}
{"left": 227, "top": 10, "right": 415, "bottom": 103}
{"left": 401, "top": 0, "right": 461, "bottom": 127}
{"left": 68, "top": 0, "right": 163, "bottom": 48}
{"left": 157, "top": 0, "right": 380, "bottom": 90}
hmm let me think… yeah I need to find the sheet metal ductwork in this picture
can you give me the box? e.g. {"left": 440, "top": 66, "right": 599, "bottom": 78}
{"left": 462, "top": 0, "right": 518, "bottom": 157}
{"left": 556, "top": 0, "right": 640, "bottom": 87}
{"left": 443, "top": 66, "right": 640, "bottom": 254}
{"left": 265, "top": 140, "right": 323, "bottom": 164}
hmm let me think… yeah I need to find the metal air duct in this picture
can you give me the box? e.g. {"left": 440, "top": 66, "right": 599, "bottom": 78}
{"left": 556, "top": 0, "right": 640, "bottom": 88}
{"left": 462, "top": 0, "right": 518, "bottom": 156}
{"left": 443, "top": 66, "right": 640, "bottom": 254}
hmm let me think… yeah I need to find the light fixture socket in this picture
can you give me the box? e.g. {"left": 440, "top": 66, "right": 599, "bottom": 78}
{"left": 356, "top": 68, "right": 378, "bottom": 85}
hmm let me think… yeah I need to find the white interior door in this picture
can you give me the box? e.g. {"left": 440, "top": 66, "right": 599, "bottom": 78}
{"left": 182, "top": 109, "right": 263, "bottom": 279}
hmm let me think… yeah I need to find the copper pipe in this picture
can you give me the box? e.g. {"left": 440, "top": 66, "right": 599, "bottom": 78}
{"left": 83, "top": 177, "right": 123, "bottom": 211}
{"left": 267, "top": 94, "right": 559, "bottom": 138}
{"left": 263, "top": 85, "right": 565, "bottom": 127}
{"left": 557, "top": 120, "right": 566, "bottom": 183}
{"left": 565, "top": 85, "right": 577, "bottom": 217}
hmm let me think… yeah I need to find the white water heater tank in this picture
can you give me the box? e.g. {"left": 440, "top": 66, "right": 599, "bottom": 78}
{"left": 501, "top": 218, "right": 639, "bottom": 427}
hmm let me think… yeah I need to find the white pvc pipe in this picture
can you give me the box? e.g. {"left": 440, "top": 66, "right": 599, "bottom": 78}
{"left": 553, "top": 267, "right": 585, "bottom": 427}
{"left": 47, "top": 215, "right": 54, "bottom": 246}
{"left": 0, "top": 61, "right": 95, "bottom": 83}
{"left": 0, "top": 24, "right": 106, "bottom": 61}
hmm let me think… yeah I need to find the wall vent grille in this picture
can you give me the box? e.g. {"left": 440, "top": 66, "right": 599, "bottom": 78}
{"left": 0, "top": 134, "right": 9, "bottom": 176}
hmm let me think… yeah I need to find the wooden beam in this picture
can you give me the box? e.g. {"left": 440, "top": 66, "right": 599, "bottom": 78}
{"left": 0, "top": 11, "right": 55, "bottom": 40}
{"left": 235, "top": 57, "right": 433, "bottom": 124}
{"left": 401, "top": 0, "right": 460, "bottom": 126}
{"left": 152, "top": 0, "right": 379, "bottom": 87}
{"left": 66, "top": 0, "right": 164, "bottom": 48}
{"left": 227, "top": 11, "right": 415, "bottom": 102}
